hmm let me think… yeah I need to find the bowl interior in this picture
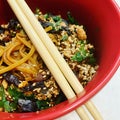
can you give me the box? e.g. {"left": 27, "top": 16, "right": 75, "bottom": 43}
{"left": 0, "top": 0, "right": 120, "bottom": 120}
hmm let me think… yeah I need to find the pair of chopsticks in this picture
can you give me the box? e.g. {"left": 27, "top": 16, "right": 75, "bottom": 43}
{"left": 7, "top": 0, "right": 103, "bottom": 119}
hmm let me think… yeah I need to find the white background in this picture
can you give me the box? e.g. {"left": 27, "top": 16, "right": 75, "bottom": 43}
{"left": 57, "top": 0, "right": 120, "bottom": 119}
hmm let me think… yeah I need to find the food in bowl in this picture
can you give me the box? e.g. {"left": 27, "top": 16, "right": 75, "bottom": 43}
{"left": 0, "top": 8, "right": 98, "bottom": 112}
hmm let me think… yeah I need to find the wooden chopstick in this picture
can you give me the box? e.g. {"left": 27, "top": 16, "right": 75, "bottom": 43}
{"left": 7, "top": 0, "right": 90, "bottom": 119}
{"left": 16, "top": 0, "right": 103, "bottom": 120}
{"left": 7, "top": 0, "right": 103, "bottom": 119}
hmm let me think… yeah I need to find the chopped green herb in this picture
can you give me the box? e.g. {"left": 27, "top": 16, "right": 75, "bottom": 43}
{"left": 71, "top": 40, "right": 96, "bottom": 64}
{"left": 4, "top": 101, "right": 17, "bottom": 112}
{"left": 88, "top": 54, "right": 96, "bottom": 65}
{"left": 51, "top": 19, "right": 62, "bottom": 32}
{"left": 44, "top": 13, "right": 49, "bottom": 19}
{"left": 61, "top": 34, "right": 68, "bottom": 41}
{"left": 0, "top": 86, "right": 6, "bottom": 108}
{"left": 0, "top": 86, "right": 18, "bottom": 112}
{"left": 72, "top": 41, "right": 88, "bottom": 62}
{"left": 8, "top": 86, "right": 24, "bottom": 101}
{"left": 36, "top": 100, "right": 50, "bottom": 110}
{"left": 67, "top": 11, "right": 78, "bottom": 25}
{"left": 0, "top": 86, "right": 6, "bottom": 102}
{"left": 72, "top": 51, "right": 84, "bottom": 62}
{"left": 52, "top": 15, "right": 61, "bottom": 22}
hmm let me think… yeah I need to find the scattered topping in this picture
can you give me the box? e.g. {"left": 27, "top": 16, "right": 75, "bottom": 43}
{"left": 0, "top": 8, "right": 98, "bottom": 112}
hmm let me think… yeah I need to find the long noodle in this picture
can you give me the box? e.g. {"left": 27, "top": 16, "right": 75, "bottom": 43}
{"left": 6, "top": 41, "right": 21, "bottom": 63}
{"left": 0, "top": 46, "right": 4, "bottom": 65}
{"left": 0, "top": 46, "right": 35, "bottom": 74}
{"left": 0, "top": 32, "right": 40, "bottom": 78}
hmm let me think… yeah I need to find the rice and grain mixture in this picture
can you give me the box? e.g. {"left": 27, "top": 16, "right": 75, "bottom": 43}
{"left": 0, "top": 9, "right": 98, "bottom": 112}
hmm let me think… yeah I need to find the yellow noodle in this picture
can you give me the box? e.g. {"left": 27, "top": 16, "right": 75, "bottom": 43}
{"left": 21, "top": 73, "right": 34, "bottom": 81}
{"left": 13, "top": 44, "right": 22, "bottom": 51}
{"left": 19, "top": 44, "right": 39, "bottom": 70}
{"left": 29, "top": 53, "right": 39, "bottom": 67}
{"left": 17, "top": 65, "right": 37, "bottom": 75}
{"left": 0, "top": 32, "right": 40, "bottom": 82}
{"left": 0, "top": 57, "right": 3, "bottom": 66}
{"left": 6, "top": 42, "right": 21, "bottom": 63}
{"left": 0, "top": 46, "right": 4, "bottom": 57}
{"left": 2, "top": 42, "right": 14, "bottom": 65}
{"left": 12, "top": 44, "right": 23, "bottom": 60}
{"left": 32, "top": 53, "right": 38, "bottom": 62}
{"left": 0, "top": 45, "right": 35, "bottom": 74}
{"left": 16, "top": 35, "right": 39, "bottom": 74}
{"left": 45, "top": 26, "right": 53, "bottom": 32}
{"left": 2, "top": 38, "right": 21, "bottom": 66}
{"left": 17, "top": 33, "right": 37, "bottom": 65}
{"left": 0, "top": 65, "right": 6, "bottom": 70}
{"left": 0, "top": 46, "right": 4, "bottom": 65}
{"left": 3, "top": 50, "right": 13, "bottom": 65}
{"left": 16, "top": 33, "right": 32, "bottom": 48}
{"left": 19, "top": 44, "right": 26, "bottom": 57}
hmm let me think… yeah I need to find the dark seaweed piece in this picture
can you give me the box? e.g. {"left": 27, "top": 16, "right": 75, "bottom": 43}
{"left": 39, "top": 20, "right": 52, "bottom": 28}
{"left": 61, "top": 19, "right": 69, "bottom": 26}
{"left": 18, "top": 99, "right": 37, "bottom": 112}
{"left": 0, "top": 40, "right": 5, "bottom": 46}
{"left": 61, "top": 26, "right": 72, "bottom": 35}
{"left": 21, "top": 83, "right": 32, "bottom": 92}
{"left": 2, "top": 72, "right": 20, "bottom": 86}
{"left": 22, "top": 81, "right": 45, "bottom": 92}
{"left": 8, "top": 19, "right": 19, "bottom": 30}
{"left": 0, "top": 26, "right": 5, "bottom": 34}
{"left": 54, "top": 91, "right": 67, "bottom": 105}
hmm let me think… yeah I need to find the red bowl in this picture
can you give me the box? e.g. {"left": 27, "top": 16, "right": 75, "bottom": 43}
{"left": 0, "top": 0, "right": 120, "bottom": 120}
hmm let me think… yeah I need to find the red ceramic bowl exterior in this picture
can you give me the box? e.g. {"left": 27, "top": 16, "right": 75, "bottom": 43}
{"left": 0, "top": 0, "right": 120, "bottom": 120}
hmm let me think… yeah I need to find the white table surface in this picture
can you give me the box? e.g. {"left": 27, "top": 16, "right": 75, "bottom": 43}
{"left": 57, "top": 0, "right": 120, "bottom": 119}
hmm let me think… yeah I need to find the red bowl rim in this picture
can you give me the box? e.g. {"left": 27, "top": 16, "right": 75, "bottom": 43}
{"left": 0, "top": 0, "right": 120, "bottom": 120}
{"left": 31, "top": 0, "right": 120, "bottom": 119}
